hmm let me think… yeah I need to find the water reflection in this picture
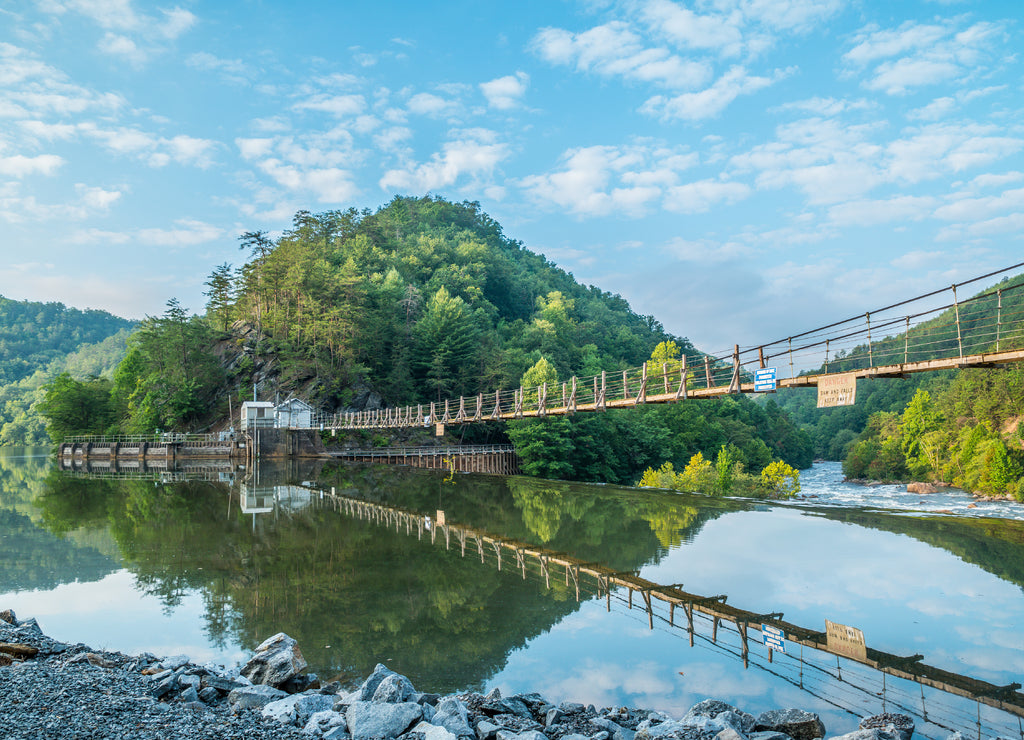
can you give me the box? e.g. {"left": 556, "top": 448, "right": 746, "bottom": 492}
{"left": 2, "top": 452, "right": 1024, "bottom": 739}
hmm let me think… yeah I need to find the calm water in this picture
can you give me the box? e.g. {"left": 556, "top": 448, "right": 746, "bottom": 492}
{"left": 2, "top": 448, "right": 1023, "bottom": 739}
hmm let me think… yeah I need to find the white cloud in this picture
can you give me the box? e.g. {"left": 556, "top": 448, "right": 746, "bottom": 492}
{"left": 0, "top": 153, "right": 64, "bottom": 176}
{"left": 664, "top": 179, "right": 751, "bottom": 213}
{"left": 480, "top": 72, "right": 529, "bottom": 110}
{"left": 887, "top": 124, "right": 1024, "bottom": 183}
{"left": 827, "top": 195, "right": 937, "bottom": 227}
{"left": 186, "top": 52, "right": 251, "bottom": 84}
{"left": 519, "top": 143, "right": 697, "bottom": 217}
{"left": 97, "top": 32, "right": 143, "bottom": 64}
{"left": 136, "top": 219, "right": 224, "bottom": 247}
{"left": 641, "top": 66, "right": 786, "bottom": 122}
{"left": 933, "top": 187, "right": 1024, "bottom": 222}
{"left": 531, "top": 22, "right": 710, "bottom": 90}
{"left": 662, "top": 236, "right": 752, "bottom": 262}
{"left": 75, "top": 183, "right": 121, "bottom": 210}
{"left": 407, "top": 92, "right": 458, "bottom": 117}
{"left": 844, "top": 19, "right": 1005, "bottom": 95}
{"left": 159, "top": 7, "right": 196, "bottom": 40}
{"left": 379, "top": 130, "right": 508, "bottom": 194}
{"left": 639, "top": 0, "right": 743, "bottom": 55}
{"left": 292, "top": 94, "right": 366, "bottom": 118}
{"left": 908, "top": 96, "right": 956, "bottom": 121}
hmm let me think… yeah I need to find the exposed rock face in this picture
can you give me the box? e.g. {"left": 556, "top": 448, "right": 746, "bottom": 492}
{"left": 240, "top": 632, "right": 308, "bottom": 688}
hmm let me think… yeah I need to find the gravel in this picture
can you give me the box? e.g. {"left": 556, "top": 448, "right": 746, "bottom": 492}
{"left": 0, "top": 614, "right": 309, "bottom": 740}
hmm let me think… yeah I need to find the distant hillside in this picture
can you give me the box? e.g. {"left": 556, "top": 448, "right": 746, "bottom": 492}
{"left": 0, "top": 297, "right": 135, "bottom": 445}
{"left": 773, "top": 272, "right": 1024, "bottom": 461}
{"left": 0, "top": 296, "right": 134, "bottom": 385}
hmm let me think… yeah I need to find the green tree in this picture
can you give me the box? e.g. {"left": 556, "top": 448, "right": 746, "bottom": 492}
{"left": 203, "top": 262, "right": 235, "bottom": 332}
{"left": 520, "top": 356, "right": 558, "bottom": 408}
{"left": 37, "top": 372, "right": 114, "bottom": 441}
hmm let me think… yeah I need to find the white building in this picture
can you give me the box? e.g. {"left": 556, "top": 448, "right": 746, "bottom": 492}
{"left": 240, "top": 400, "right": 275, "bottom": 429}
{"left": 275, "top": 397, "right": 313, "bottom": 428}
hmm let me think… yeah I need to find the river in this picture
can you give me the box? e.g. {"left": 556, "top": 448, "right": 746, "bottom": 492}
{"left": 1, "top": 448, "right": 1022, "bottom": 739}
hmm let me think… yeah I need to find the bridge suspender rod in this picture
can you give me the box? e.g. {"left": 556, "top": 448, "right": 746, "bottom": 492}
{"left": 676, "top": 354, "right": 688, "bottom": 400}
{"left": 866, "top": 313, "right": 873, "bottom": 367}
{"left": 729, "top": 345, "right": 740, "bottom": 394}
{"left": 953, "top": 284, "right": 963, "bottom": 358}
{"left": 569, "top": 376, "right": 577, "bottom": 413}
{"left": 636, "top": 362, "right": 647, "bottom": 405}
{"left": 758, "top": 347, "right": 765, "bottom": 370}
{"left": 997, "top": 289, "right": 1003, "bottom": 351}
{"left": 704, "top": 356, "right": 713, "bottom": 389}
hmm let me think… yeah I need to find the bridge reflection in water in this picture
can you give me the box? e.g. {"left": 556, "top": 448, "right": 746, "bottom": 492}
{"left": 306, "top": 487, "right": 1024, "bottom": 740}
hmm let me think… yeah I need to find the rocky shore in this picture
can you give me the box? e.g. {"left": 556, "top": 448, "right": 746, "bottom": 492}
{"left": 0, "top": 609, "right": 953, "bottom": 740}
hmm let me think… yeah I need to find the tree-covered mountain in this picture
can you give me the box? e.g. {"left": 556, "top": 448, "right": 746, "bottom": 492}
{"left": 0, "top": 297, "right": 135, "bottom": 446}
{"left": 37, "top": 196, "right": 813, "bottom": 484}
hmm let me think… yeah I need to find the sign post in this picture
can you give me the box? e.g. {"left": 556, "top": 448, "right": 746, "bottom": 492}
{"left": 754, "top": 367, "right": 777, "bottom": 392}
{"left": 817, "top": 373, "right": 857, "bottom": 408}
{"left": 761, "top": 623, "right": 785, "bottom": 653}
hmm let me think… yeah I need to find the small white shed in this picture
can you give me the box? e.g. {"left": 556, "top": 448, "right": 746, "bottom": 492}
{"left": 240, "top": 401, "right": 275, "bottom": 429}
{"left": 275, "top": 397, "right": 313, "bottom": 428}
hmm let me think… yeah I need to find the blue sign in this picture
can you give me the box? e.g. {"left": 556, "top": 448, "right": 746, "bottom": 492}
{"left": 762, "top": 623, "right": 785, "bottom": 652}
{"left": 754, "top": 367, "right": 777, "bottom": 392}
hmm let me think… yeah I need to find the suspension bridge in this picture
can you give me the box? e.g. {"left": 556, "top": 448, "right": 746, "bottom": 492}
{"left": 311, "top": 264, "right": 1024, "bottom": 431}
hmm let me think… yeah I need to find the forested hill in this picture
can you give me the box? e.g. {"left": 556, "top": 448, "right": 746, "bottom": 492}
{"left": 212, "top": 196, "right": 694, "bottom": 407}
{"left": 0, "top": 297, "right": 135, "bottom": 446}
{"left": 0, "top": 296, "right": 134, "bottom": 386}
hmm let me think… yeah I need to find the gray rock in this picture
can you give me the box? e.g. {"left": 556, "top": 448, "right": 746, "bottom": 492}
{"left": 373, "top": 673, "right": 417, "bottom": 703}
{"left": 635, "top": 718, "right": 710, "bottom": 740}
{"left": 481, "top": 698, "right": 534, "bottom": 721}
{"left": 476, "top": 720, "right": 500, "bottom": 740}
{"left": 749, "top": 733, "right": 793, "bottom": 740}
{"left": 227, "top": 683, "right": 289, "bottom": 712}
{"left": 559, "top": 735, "right": 591, "bottom": 740}
{"left": 306, "top": 709, "right": 348, "bottom": 736}
{"left": 179, "top": 673, "right": 202, "bottom": 691}
{"left": 754, "top": 709, "right": 824, "bottom": 740}
{"left": 560, "top": 702, "right": 586, "bottom": 714}
{"left": 859, "top": 713, "right": 913, "bottom": 740}
{"left": 484, "top": 688, "right": 502, "bottom": 702}
{"left": 352, "top": 664, "right": 400, "bottom": 702}
{"left": 240, "top": 632, "right": 308, "bottom": 688}
{"left": 488, "top": 714, "right": 543, "bottom": 734}
{"left": 683, "top": 701, "right": 756, "bottom": 735}
{"left": 282, "top": 672, "right": 320, "bottom": 694}
{"left": 828, "top": 731, "right": 899, "bottom": 740}
{"left": 263, "top": 694, "right": 304, "bottom": 725}
{"left": 198, "top": 686, "right": 220, "bottom": 704}
{"left": 715, "top": 730, "right": 745, "bottom": 740}
{"left": 152, "top": 672, "right": 180, "bottom": 699}
{"left": 160, "top": 654, "right": 191, "bottom": 670}
{"left": 409, "top": 720, "right": 460, "bottom": 740}
{"left": 325, "top": 728, "right": 353, "bottom": 740}
{"left": 433, "top": 696, "right": 474, "bottom": 738}
{"left": 203, "top": 674, "right": 247, "bottom": 693}
{"left": 296, "top": 694, "right": 339, "bottom": 726}
{"left": 592, "top": 717, "right": 636, "bottom": 740}
{"left": 546, "top": 707, "right": 564, "bottom": 728}
{"left": 346, "top": 700, "right": 424, "bottom": 740}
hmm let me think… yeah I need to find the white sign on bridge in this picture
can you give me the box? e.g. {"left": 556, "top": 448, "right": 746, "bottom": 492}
{"left": 817, "top": 373, "right": 857, "bottom": 408}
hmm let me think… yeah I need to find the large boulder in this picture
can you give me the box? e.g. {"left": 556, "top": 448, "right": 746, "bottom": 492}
{"left": 373, "top": 673, "right": 417, "bottom": 703}
{"left": 681, "top": 700, "right": 756, "bottom": 736}
{"left": 240, "top": 633, "right": 308, "bottom": 688}
{"left": 754, "top": 708, "right": 825, "bottom": 740}
{"left": 906, "top": 482, "right": 938, "bottom": 494}
{"left": 347, "top": 700, "right": 423, "bottom": 740}
{"left": 227, "top": 684, "right": 289, "bottom": 712}
{"left": 262, "top": 692, "right": 336, "bottom": 726}
{"left": 351, "top": 663, "right": 402, "bottom": 702}
{"left": 431, "top": 696, "right": 474, "bottom": 739}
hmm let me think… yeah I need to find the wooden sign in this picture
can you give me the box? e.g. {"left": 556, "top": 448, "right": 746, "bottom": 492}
{"left": 817, "top": 373, "right": 857, "bottom": 408}
{"left": 435, "top": 423, "right": 445, "bottom": 436}
{"left": 436, "top": 510, "right": 446, "bottom": 526}
{"left": 826, "top": 619, "right": 867, "bottom": 660}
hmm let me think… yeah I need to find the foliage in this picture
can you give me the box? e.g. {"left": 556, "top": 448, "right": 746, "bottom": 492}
{"left": 36, "top": 372, "right": 116, "bottom": 441}
{"left": 636, "top": 449, "right": 800, "bottom": 500}
{"left": 840, "top": 368, "right": 1024, "bottom": 496}
{"left": 759, "top": 460, "right": 800, "bottom": 498}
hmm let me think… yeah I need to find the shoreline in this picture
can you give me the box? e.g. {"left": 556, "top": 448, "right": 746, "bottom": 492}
{"left": 2, "top": 609, "right": 939, "bottom": 740}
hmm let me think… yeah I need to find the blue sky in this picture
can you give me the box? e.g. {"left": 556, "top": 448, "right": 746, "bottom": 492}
{"left": 1, "top": 0, "right": 1022, "bottom": 355}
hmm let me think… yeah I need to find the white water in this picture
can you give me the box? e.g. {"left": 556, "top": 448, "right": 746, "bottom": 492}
{"left": 793, "top": 461, "right": 1024, "bottom": 520}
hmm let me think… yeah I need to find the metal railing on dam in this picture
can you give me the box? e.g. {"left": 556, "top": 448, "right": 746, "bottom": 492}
{"left": 329, "top": 444, "right": 520, "bottom": 474}
{"left": 320, "top": 489, "right": 1024, "bottom": 737}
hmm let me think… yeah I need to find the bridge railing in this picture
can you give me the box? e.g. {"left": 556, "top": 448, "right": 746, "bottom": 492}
{"left": 61, "top": 432, "right": 228, "bottom": 446}
{"left": 301, "top": 263, "right": 1024, "bottom": 430}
